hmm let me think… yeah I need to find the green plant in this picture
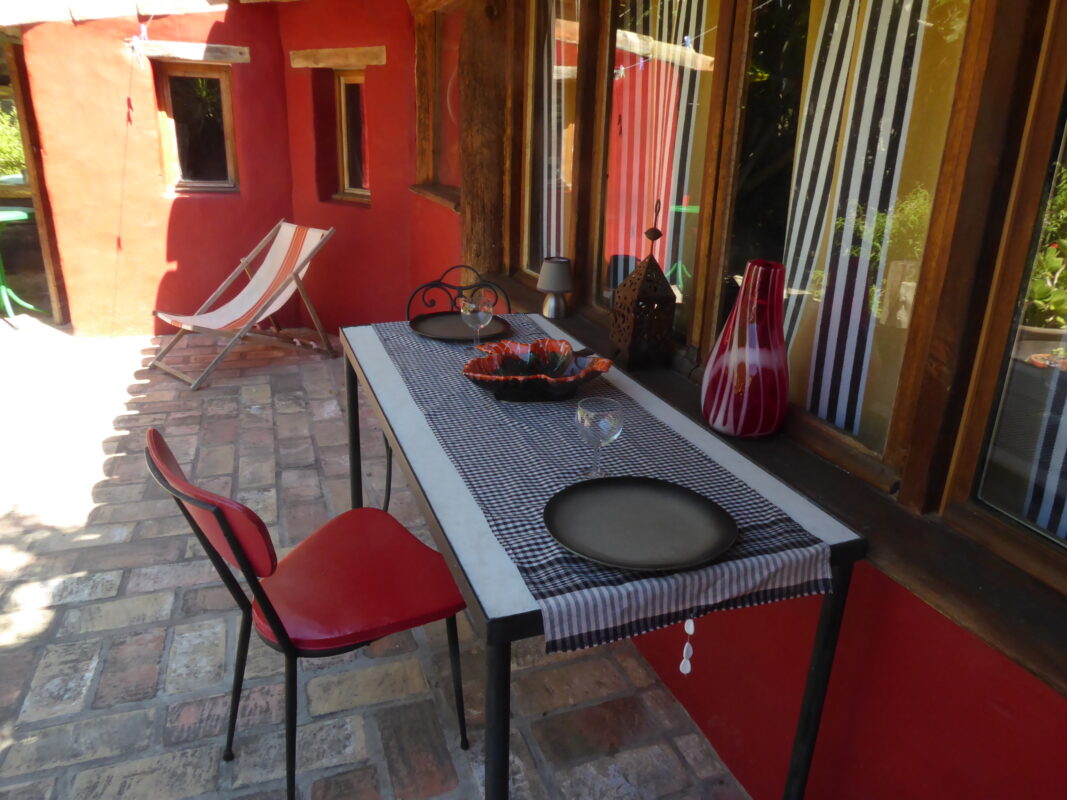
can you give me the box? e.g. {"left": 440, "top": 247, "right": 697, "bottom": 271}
{"left": 826, "top": 186, "right": 932, "bottom": 314}
{"left": 833, "top": 185, "right": 932, "bottom": 268}
{"left": 1024, "top": 167, "right": 1067, "bottom": 328}
{"left": 1025, "top": 240, "right": 1067, "bottom": 327}
{"left": 0, "top": 106, "right": 25, "bottom": 177}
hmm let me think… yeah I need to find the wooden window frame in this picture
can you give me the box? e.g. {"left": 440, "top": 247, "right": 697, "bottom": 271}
{"left": 507, "top": 0, "right": 735, "bottom": 345}
{"left": 154, "top": 61, "right": 239, "bottom": 193}
{"left": 335, "top": 69, "right": 371, "bottom": 203}
{"left": 410, "top": 0, "right": 464, "bottom": 212}
{"left": 941, "top": 0, "right": 1067, "bottom": 598}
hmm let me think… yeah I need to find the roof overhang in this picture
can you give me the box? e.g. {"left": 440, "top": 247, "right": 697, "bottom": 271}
{"left": 0, "top": 1, "right": 238, "bottom": 26}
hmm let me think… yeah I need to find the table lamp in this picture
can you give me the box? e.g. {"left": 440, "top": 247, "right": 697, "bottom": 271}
{"left": 537, "top": 257, "right": 572, "bottom": 319}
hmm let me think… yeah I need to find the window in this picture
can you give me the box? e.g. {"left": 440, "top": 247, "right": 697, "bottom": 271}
{"left": 524, "top": 0, "right": 581, "bottom": 270}
{"left": 514, "top": 0, "right": 972, "bottom": 472}
{"left": 154, "top": 62, "right": 237, "bottom": 191}
{"left": 411, "top": 4, "right": 465, "bottom": 210}
{"left": 749, "top": 0, "right": 967, "bottom": 454}
{"left": 336, "top": 70, "right": 369, "bottom": 198}
{"left": 290, "top": 46, "right": 384, "bottom": 204}
{"left": 0, "top": 50, "right": 29, "bottom": 198}
{"left": 942, "top": 2, "right": 1067, "bottom": 595}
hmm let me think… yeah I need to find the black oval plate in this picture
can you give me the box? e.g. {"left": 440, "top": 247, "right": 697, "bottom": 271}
{"left": 543, "top": 477, "right": 738, "bottom": 572}
{"left": 409, "top": 311, "right": 512, "bottom": 342}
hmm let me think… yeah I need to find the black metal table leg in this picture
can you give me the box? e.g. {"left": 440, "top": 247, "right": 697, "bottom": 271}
{"left": 782, "top": 554, "right": 858, "bottom": 800}
{"left": 485, "top": 641, "right": 512, "bottom": 800}
{"left": 345, "top": 359, "right": 363, "bottom": 509}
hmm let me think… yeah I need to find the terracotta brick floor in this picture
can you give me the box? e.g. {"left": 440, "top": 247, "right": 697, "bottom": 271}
{"left": 0, "top": 316, "right": 750, "bottom": 800}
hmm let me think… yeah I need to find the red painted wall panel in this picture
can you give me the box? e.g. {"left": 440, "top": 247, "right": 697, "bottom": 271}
{"left": 277, "top": 0, "right": 461, "bottom": 329}
{"left": 636, "top": 562, "right": 1067, "bottom": 799}
{"left": 22, "top": 6, "right": 293, "bottom": 336}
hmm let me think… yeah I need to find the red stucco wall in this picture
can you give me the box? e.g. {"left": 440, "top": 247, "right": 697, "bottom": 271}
{"left": 276, "top": 0, "right": 462, "bottom": 328}
{"left": 23, "top": 6, "right": 293, "bottom": 336}
{"left": 636, "top": 561, "right": 1067, "bottom": 800}
{"left": 22, "top": 0, "right": 461, "bottom": 336}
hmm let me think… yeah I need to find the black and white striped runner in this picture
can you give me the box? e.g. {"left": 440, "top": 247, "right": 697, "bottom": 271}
{"left": 374, "top": 316, "right": 831, "bottom": 651}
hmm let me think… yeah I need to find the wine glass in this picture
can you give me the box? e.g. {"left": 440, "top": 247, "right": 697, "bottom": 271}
{"left": 575, "top": 397, "right": 623, "bottom": 479}
{"left": 459, "top": 292, "right": 495, "bottom": 350}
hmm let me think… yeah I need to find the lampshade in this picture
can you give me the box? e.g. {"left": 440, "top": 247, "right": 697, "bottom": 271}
{"left": 537, "top": 257, "right": 573, "bottom": 293}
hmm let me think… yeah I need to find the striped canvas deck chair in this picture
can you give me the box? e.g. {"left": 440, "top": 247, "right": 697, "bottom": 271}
{"left": 150, "top": 220, "right": 336, "bottom": 390}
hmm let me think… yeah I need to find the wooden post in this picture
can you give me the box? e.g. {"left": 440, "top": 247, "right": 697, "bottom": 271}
{"left": 459, "top": 0, "right": 508, "bottom": 274}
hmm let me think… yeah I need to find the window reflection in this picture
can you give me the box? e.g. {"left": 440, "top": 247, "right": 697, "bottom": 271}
{"left": 527, "top": 0, "right": 581, "bottom": 273}
{"left": 779, "top": 0, "right": 968, "bottom": 452}
{"left": 596, "top": 0, "right": 719, "bottom": 338}
{"left": 980, "top": 98, "right": 1067, "bottom": 544}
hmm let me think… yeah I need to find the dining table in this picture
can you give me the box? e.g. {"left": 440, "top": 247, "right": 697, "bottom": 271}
{"left": 341, "top": 313, "right": 866, "bottom": 800}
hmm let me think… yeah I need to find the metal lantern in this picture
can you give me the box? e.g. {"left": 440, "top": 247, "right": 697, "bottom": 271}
{"left": 610, "top": 203, "right": 676, "bottom": 369}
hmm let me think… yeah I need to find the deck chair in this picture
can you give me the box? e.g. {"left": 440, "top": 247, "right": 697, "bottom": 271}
{"left": 150, "top": 220, "right": 336, "bottom": 390}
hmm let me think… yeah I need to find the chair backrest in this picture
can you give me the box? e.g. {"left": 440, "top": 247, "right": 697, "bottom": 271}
{"left": 145, "top": 428, "right": 277, "bottom": 578}
{"left": 405, "top": 265, "right": 512, "bottom": 320}
{"left": 204, "top": 223, "right": 331, "bottom": 332}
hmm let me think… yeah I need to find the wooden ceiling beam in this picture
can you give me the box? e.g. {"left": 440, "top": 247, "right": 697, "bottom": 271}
{"left": 289, "top": 46, "right": 386, "bottom": 70}
{"left": 407, "top": 0, "right": 464, "bottom": 17}
{"left": 132, "top": 39, "right": 250, "bottom": 63}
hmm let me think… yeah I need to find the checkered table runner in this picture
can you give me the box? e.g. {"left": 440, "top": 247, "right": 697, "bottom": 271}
{"left": 374, "top": 316, "right": 831, "bottom": 651}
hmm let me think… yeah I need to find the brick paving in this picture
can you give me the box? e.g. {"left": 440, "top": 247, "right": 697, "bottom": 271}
{"left": 0, "top": 317, "right": 750, "bottom": 800}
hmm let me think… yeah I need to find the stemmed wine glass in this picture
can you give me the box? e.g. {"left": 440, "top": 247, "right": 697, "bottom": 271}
{"left": 575, "top": 397, "right": 624, "bottom": 479}
{"left": 458, "top": 291, "right": 495, "bottom": 350}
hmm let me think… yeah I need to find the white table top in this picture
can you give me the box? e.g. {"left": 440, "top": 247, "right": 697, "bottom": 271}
{"left": 342, "top": 315, "right": 859, "bottom": 625}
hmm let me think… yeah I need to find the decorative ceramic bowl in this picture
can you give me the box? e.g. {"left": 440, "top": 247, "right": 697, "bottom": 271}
{"left": 462, "top": 339, "right": 613, "bottom": 401}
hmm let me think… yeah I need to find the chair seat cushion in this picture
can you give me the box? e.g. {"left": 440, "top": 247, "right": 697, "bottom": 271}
{"left": 253, "top": 508, "right": 465, "bottom": 652}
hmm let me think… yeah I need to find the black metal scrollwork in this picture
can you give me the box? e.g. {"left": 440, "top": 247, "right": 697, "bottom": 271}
{"left": 405, "top": 265, "right": 512, "bottom": 320}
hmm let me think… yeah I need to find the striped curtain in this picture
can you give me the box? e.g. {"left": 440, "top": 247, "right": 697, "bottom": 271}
{"left": 537, "top": 1, "right": 581, "bottom": 263}
{"left": 602, "top": 0, "right": 712, "bottom": 295}
{"left": 784, "top": 0, "right": 928, "bottom": 435}
{"left": 1025, "top": 371, "right": 1067, "bottom": 538}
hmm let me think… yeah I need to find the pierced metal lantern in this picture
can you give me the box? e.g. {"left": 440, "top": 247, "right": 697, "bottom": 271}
{"left": 610, "top": 206, "right": 676, "bottom": 369}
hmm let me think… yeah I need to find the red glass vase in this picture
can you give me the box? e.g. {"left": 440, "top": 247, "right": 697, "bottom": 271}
{"left": 700, "top": 259, "right": 788, "bottom": 437}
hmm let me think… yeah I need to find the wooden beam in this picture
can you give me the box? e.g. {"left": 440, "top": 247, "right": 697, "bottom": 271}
{"left": 555, "top": 18, "right": 714, "bottom": 72}
{"left": 460, "top": 0, "right": 508, "bottom": 273}
{"left": 134, "top": 40, "right": 250, "bottom": 64}
{"left": 892, "top": 0, "right": 1049, "bottom": 510}
{"left": 289, "top": 46, "right": 386, "bottom": 70}
{"left": 407, "top": 0, "right": 464, "bottom": 15}
{"left": 413, "top": 13, "right": 437, "bottom": 185}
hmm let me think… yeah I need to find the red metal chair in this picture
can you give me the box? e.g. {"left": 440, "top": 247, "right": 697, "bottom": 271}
{"left": 144, "top": 428, "right": 468, "bottom": 800}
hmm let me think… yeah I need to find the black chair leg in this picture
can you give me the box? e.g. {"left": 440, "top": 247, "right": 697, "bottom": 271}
{"left": 383, "top": 435, "right": 393, "bottom": 512}
{"left": 446, "top": 614, "right": 469, "bottom": 750}
{"left": 285, "top": 654, "right": 298, "bottom": 800}
{"left": 224, "top": 612, "right": 252, "bottom": 761}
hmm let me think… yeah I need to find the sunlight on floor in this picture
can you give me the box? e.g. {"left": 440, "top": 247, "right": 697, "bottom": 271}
{"left": 1, "top": 315, "right": 152, "bottom": 528}
{"left": 0, "top": 607, "right": 54, "bottom": 647}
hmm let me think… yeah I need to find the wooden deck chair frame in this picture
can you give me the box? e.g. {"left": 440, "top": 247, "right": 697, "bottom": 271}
{"left": 150, "top": 220, "right": 336, "bottom": 390}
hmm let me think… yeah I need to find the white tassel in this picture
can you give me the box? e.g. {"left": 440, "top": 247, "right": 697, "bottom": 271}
{"left": 679, "top": 618, "right": 695, "bottom": 675}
